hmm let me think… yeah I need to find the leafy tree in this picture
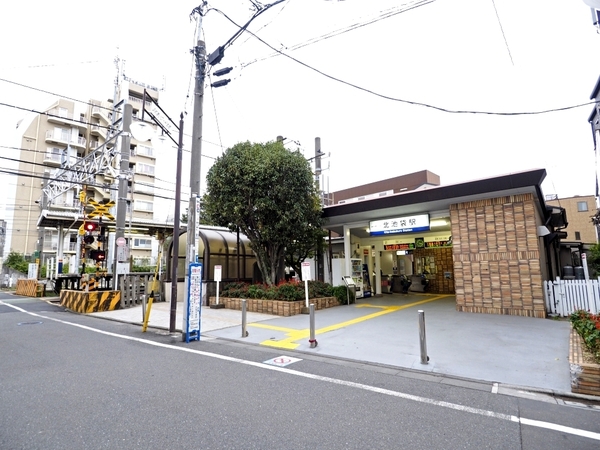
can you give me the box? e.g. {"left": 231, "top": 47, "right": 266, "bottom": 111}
{"left": 202, "top": 140, "right": 324, "bottom": 286}
{"left": 285, "top": 226, "right": 327, "bottom": 281}
{"left": 4, "top": 251, "right": 29, "bottom": 274}
{"left": 586, "top": 242, "right": 600, "bottom": 277}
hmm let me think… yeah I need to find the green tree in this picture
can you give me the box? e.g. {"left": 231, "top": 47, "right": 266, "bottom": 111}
{"left": 202, "top": 140, "right": 324, "bottom": 286}
{"left": 586, "top": 242, "right": 600, "bottom": 277}
{"left": 285, "top": 226, "right": 327, "bottom": 281}
{"left": 4, "top": 251, "right": 29, "bottom": 274}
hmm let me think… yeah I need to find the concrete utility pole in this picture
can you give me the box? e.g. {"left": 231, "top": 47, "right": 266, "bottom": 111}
{"left": 182, "top": 13, "right": 206, "bottom": 340}
{"left": 182, "top": 1, "right": 286, "bottom": 338}
{"left": 113, "top": 103, "right": 132, "bottom": 280}
{"left": 315, "top": 137, "right": 324, "bottom": 282}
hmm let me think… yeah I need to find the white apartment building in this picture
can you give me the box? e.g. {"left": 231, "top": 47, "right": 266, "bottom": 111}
{"left": 6, "top": 78, "right": 174, "bottom": 271}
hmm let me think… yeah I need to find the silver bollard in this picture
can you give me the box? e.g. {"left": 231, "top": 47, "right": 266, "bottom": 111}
{"left": 309, "top": 303, "right": 318, "bottom": 348}
{"left": 418, "top": 309, "right": 428, "bottom": 364}
{"left": 241, "top": 299, "right": 248, "bottom": 337}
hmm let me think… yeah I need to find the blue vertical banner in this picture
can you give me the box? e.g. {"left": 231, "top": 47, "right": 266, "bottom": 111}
{"left": 185, "top": 262, "right": 202, "bottom": 343}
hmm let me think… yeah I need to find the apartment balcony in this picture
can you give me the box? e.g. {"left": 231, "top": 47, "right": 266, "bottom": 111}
{"left": 45, "top": 131, "right": 86, "bottom": 149}
{"left": 90, "top": 123, "right": 107, "bottom": 139}
{"left": 43, "top": 151, "right": 63, "bottom": 167}
{"left": 50, "top": 197, "right": 79, "bottom": 210}
{"left": 91, "top": 105, "right": 112, "bottom": 123}
{"left": 47, "top": 108, "right": 88, "bottom": 131}
{"left": 65, "top": 242, "right": 79, "bottom": 253}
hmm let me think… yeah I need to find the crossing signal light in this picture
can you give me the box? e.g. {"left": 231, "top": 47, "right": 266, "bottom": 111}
{"left": 83, "top": 234, "right": 95, "bottom": 244}
{"left": 91, "top": 250, "right": 106, "bottom": 262}
{"left": 84, "top": 222, "right": 97, "bottom": 232}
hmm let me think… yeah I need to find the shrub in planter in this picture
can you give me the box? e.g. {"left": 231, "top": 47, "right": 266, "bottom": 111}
{"left": 308, "top": 280, "right": 333, "bottom": 298}
{"left": 276, "top": 282, "right": 304, "bottom": 301}
{"left": 569, "top": 310, "right": 600, "bottom": 364}
{"left": 222, "top": 282, "right": 249, "bottom": 298}
{"left": 332, "top": 285, "right": 355, "bottom": 304}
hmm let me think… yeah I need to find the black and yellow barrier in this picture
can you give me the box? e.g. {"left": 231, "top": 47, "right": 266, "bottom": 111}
{"left": 60, "top": 290, "right": 121, "bottom": 314}
{"left": 16, "top": 279, "right": 45, "bottom": 297}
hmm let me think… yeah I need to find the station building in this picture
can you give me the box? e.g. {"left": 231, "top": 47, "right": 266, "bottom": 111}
{"left": 320, "top": 169, "right": 566, "bottom": 318}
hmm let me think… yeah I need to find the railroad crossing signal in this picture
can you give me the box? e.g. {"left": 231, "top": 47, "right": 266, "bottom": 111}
{"left": 87, "top": 199, "right": 115, "bottom": 221}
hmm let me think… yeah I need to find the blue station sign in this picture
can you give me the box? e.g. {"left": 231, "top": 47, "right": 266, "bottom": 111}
{"left": 370, "top": 214, "right": 430, "bottom": 236}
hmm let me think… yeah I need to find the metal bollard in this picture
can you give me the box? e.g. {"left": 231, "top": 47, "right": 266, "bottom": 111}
{"left": 241, "top": 299, "right": 248, "bottom": 337}
{"left": 418, "top": 309, "right": 428, "bottom": 364}
{"left": 309, "top": 303, "right": 318, "bottom": 348}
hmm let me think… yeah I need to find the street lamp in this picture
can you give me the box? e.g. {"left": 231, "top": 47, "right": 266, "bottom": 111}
{"left": 129, "top": 90, "right": 184, "bottom": 334}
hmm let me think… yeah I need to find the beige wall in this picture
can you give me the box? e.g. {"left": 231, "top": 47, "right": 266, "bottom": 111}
{"left": 450, "top": 193, "right": 546, "bottom": 318}
{"left": 546, "top": 195, "right": 597, "bottom": 244}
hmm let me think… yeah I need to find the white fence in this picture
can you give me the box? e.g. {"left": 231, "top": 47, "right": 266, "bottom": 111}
{"left": 544, "top": 277, "right": 600, "bottom": 317}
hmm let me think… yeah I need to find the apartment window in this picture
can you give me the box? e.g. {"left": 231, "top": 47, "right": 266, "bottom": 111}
{"left": 136, "top": 163, "right": 155, "bottom": 176}
{"left": 136, "top": 145, "right": 154, "bottom": 158}
{"left": 133, "top": 238, "right": 152, "bottom": 249}
{"left": 577, "top": 201, "right": 588, "bottom": 212}
{"left": 134, "top": 200, "right": 153, "bottom": 212}
{"left": 575, "top": 231, "right": 581, "bottom": 240}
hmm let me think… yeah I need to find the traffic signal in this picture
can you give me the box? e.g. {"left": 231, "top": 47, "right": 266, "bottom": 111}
{"left": 84, "top": 222, "right": 97, "bottom": 232}
{"left": 90, "top": 250, "right": 106, "bottom": 262}
{"left": 97, "top": 227, "right": 107, "bottom": 242}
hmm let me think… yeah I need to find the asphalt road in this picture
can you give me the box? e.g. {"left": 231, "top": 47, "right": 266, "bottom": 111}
{"left": 1, "top": 293, "right": 599, "bottom": 450}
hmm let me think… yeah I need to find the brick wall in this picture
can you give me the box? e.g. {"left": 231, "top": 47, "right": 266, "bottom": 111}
{"left": 450, "top": 194, "right": 546, "bottom": 318}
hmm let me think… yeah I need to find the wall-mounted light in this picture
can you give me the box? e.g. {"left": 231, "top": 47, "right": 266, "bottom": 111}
{"left": 430, "top": 218, "right": 449, "bottom": 228}
{"left": 537, "top": 225, "right": 551, "bottom": 237}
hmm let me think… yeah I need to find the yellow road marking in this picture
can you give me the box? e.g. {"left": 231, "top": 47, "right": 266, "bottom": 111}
{"left": 253, "top": 295, "right": 450, "bottom": 349}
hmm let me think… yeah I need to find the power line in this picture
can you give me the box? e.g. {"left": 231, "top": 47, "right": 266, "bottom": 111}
{"left": 0, "top": 77, "right": 115, "bottom": 113}
{"left": 490, "top": 0, "right": 514, "bottom": 66}
{"left": 0, "top": 101, "right": 115, "bottom": 131}
{"left": 218, "top": 4, "right": 596, "bottom": 116}
{"left": 241, "top": 1, "right": 433, "bottom": 68}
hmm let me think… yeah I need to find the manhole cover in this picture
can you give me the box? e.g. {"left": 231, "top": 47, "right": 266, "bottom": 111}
{"left": 17, "top": 321, "right": 43, "bottom": 326}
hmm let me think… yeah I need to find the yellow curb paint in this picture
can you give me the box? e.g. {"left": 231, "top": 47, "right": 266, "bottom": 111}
{"left": 254, "top": 295, "right": 450, "bottom": 349}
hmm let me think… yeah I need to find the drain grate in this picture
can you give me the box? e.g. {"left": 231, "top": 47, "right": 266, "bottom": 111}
{"left": 17, "top": 321, "right": 43, "bottom": 326}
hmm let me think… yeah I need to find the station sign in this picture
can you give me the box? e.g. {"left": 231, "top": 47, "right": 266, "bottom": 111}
{"left": 370, "top": 214, "right": 430, "bottom": 236}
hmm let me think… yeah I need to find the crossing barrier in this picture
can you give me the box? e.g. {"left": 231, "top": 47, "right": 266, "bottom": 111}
{"left": 60, "top": 290, "right": 121, "bottom": 313}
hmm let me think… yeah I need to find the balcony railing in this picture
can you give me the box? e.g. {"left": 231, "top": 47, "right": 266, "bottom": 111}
{"left": 45, "top": 131, "right": 86, "bottom": 148}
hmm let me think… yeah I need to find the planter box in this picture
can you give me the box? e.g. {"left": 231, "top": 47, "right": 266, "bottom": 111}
{"left": 208, "top": 297, "right": 340, "bottom": 317}
{"left": 569, "top": 326, "right": 600, "bottom": 397}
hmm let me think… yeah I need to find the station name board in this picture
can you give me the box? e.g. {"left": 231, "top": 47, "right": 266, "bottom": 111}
{"left": 370, "top": 214, "right": 430, "bottom": 236}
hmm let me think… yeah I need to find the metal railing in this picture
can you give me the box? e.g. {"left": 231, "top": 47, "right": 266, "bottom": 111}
{"left": 116, "top": 272, "right": 161, "bottom": 309}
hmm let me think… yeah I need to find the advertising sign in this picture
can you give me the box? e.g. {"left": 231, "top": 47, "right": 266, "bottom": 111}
{"left": 185, "top": 262, "right": 202, "bottom": 343}
{"left": 370, "top": 214, "right": 430, "bottom": 235}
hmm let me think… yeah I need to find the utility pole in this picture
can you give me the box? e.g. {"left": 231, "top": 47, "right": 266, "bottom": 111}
{"left": 182, "top": 1, "right": 286, "bottom": 338}
{"left": 182, "top": 11, "right": 206, "bottom": 340}
{"left": 113, "top": 103, "right": 132, "bottom": 282}
{"left": 315, "top": 137, "right": 324, "bottom": 282}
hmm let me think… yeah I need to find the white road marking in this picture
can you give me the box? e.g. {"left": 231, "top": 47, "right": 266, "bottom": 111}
{"left": 3, "top": 300, "right": 599, "bottom": 442}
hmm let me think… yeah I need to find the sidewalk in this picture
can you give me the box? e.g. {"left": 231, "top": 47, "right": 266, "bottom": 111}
{"left": 89, "top": 294, "right": 575, "bottom": 395}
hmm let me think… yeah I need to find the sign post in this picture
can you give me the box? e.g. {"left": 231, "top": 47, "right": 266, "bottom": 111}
{"left": 342, "top": 276, "right": 356, "bottom": 305}
{"left": 185, "top": 262, "right": 202, "bottom": 343}
{"left": 301, "top": 262, "right": 311, "bottom": 313}
{"left": 210, "top": 265, "right": 224, "bottom": 309}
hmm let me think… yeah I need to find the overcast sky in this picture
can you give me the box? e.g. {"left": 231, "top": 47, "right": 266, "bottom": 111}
{"left": 1, "top": 0, "right": 599, "bottom": 225}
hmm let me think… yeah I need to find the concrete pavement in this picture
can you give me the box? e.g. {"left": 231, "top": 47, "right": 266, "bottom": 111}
{"left": 87, "top": 293, "right": 575, "bottom": 396}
